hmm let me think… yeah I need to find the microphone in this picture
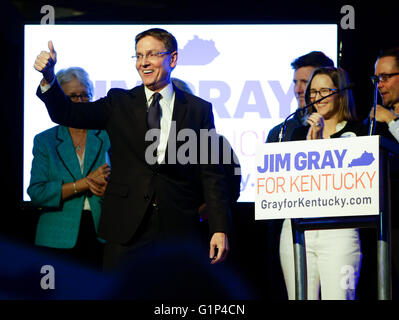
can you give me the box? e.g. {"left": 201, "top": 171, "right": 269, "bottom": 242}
{"left": 369, "top": 76, "right": 379, "bottom": 136}
{"left": 278, "top": 84, "right": 355, "bottom": 142}
{"left": 370, "top": 75, "right": 380, "bottom": 85}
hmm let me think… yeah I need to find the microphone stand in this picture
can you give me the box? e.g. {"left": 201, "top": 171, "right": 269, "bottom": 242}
{"left": 368, "top": 77, "right": 379, "bottom": 136}
{"left": 278, "top": 107, "right": 307, "bottom": 142}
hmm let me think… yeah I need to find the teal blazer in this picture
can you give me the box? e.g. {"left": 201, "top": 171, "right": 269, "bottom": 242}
{"left": 27, "top": 125, "right": 110, "bottom": 249}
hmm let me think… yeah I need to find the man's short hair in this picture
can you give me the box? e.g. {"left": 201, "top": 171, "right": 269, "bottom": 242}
{"left": 135, "top": 28, "right": 178, "bottom": 53}
{"left": 377, "top": 47, "right": 399, "bottom": 69}
{"left": 291, "top": 51, "right": 334, "bottom": 70}
{"left": 56, "top": 67, "right": 94, "bottom": 99}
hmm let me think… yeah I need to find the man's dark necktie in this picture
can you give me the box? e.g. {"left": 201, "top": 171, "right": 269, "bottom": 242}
{"left": 147, "top": 92, "right": 162, "bottom": 129}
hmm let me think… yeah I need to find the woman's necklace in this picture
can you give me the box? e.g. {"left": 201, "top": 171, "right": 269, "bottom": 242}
{"left": 75, "top": 143, "right": 83, "bottom": 153}
{"left": 69, "top": 128, "right": 87, "bottom": 154}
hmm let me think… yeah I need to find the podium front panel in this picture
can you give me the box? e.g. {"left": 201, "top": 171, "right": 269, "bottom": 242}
{"left": 255, "top": 136, "right": 380, "bottom": 220}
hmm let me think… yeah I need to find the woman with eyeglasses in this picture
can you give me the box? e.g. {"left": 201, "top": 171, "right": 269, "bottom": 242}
{"left": 28, "top": 67, "right": 111, "bottom": 269}
{"left": 279, "top": 67, "right": 365, "bottom": 300}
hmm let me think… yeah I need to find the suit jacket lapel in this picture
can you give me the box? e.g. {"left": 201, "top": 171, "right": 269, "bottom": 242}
{"left": 83, "top": 130, "right": 103, "bottom": 177}
{"left": 127, "top": 85, "right": 156, "bottom": 156}
{"left": 127, "top": 85, "right": 189, "bottom": 166}
{"left": 128, "top": 85, "right": 149, "bottom": 134}
{"left": 163, "top": 86, "right": 188, "bottom": 164}
{"left": 55, "top": 126, "right": 83, "bottom": 181}
{"left": 171, "top": 86, "right": 188, "bottom": 133}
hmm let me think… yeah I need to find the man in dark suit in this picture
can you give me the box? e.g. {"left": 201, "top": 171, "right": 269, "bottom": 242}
{"left": 371, "top": 47, "right": 399, "bottom": 299}
{"left": 34, "top": 28, "right": 231, "bottom": 271}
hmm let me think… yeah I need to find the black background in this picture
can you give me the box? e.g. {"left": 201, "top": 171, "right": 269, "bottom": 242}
{"left": 1, "top": 0, "right": 398, "bottom": 301}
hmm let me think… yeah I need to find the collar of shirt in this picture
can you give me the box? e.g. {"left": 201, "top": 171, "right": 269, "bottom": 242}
{"left": 143, "top": 82, "right": 175, "bottom": 164}
{"left": 336, "top": 120, "right": 348, "bottom": 132}
{"left": 144, "top": 82, "right": 174, "bottom": 110}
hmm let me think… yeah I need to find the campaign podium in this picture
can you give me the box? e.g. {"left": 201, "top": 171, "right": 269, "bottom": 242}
{"left": 290, "top": 137, "right": 399, "bottom": 300}
{"left": 255, "top": 135, "right": 399, "bottom": 300}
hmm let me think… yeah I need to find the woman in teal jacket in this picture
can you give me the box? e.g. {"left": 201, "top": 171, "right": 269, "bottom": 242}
{"left": 28, "top": 67, "right": 110, "bottom": 269}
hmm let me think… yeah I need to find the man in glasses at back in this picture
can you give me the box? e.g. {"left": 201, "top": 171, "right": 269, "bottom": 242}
{"left": 373, "top": 47, "right": 399, "bottom": 300}
{"left": 371, "top": 47, "right": 399, "bottom": 143}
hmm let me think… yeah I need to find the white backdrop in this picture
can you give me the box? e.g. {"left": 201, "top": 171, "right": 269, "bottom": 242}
{"left": 24, "top": 24, "right": 337, "bottom": 201}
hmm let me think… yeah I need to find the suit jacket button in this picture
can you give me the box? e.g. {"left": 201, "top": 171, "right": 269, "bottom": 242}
{"left": 144, "top": 194, "right": 149, "bottom": 201}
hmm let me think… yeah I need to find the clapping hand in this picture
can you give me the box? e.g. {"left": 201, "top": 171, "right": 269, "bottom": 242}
{"left": 86, "top": 164, "right": 111, "bottom": 196}
{"left": 306, "top": 112, "right": 325, "bottom": 140}
{"left": 370, "top": 104, "right": 398, "bottom": 124}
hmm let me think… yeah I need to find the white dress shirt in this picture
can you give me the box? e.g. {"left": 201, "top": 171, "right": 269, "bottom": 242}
{"left": 76, "top": 150, "right": 91, "bottom": 210}
{"left": 388, "top": 118, "right": 399, "bottom": 142}
{"left": 144, "top": 83, "right": 175, "bottom": 164}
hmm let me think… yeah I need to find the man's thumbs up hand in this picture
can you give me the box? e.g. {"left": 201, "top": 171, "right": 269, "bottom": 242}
{"left": 34, "top": 40, "right": 57, "bottom": 85}
{"left": 48, "top": 40, "right": 57, "bottom": 62}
